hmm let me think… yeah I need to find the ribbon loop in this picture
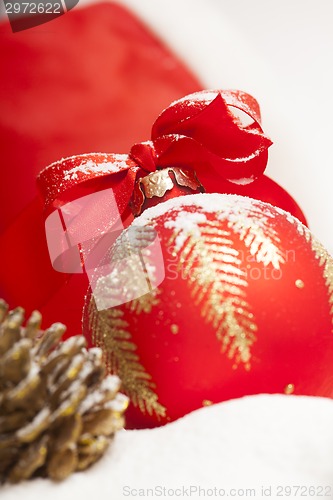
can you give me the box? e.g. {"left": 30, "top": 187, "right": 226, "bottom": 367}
{"left": 38, "top": 90, "right": 272, "bottom": 213}
{"left": 130, "top": 90, "right": 272, "bottom": 185}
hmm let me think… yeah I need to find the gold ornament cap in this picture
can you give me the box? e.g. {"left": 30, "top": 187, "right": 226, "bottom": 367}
{"left": 131, "top": 167, "right": 204, "bottom": 217}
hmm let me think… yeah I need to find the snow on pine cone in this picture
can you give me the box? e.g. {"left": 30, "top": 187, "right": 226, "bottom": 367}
{"left": 0, "top": 299, "right": 128, "bottom": 483}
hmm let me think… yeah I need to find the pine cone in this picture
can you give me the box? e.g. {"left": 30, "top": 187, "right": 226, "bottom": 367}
{"left": 0, "top": 299, "right": 128, "bottom": 483}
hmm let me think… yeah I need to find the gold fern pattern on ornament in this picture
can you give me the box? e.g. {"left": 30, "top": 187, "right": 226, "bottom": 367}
{"left": 170, "top": 219, "right": 257, "bottom": 370}
{"left": 129, "top": 290, "right": 161, "bottom": 315}
{"left": 92, "top": 225, "right": 159, "bottom": 311}
{"left": 219, "top": 200, "right": 285, "bottom": 269}
{"left": 88, "top": 298, "right": 166, "bottom": 419}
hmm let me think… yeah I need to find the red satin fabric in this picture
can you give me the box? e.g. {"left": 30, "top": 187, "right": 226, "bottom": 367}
{"left": 0, "top": 2, "right": 201, "bottom": 332}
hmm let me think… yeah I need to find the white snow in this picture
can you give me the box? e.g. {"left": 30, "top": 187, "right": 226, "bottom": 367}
{"left": 169, "top": 90, "right": 220, "bottom": 108}
{"left": 2, "top": 395, "right": 333, "bottom": 499}
{"left": 164, "top": 211, "right": 207, "bottom": 249}
{"left": 132, "top": 193, "right": 284, "bottom": 227}
{"left": 40, "top": 153, "right": 130, "bottom": 181}
{"left": 62, "top": 159, "right": 125, "bottom": 181}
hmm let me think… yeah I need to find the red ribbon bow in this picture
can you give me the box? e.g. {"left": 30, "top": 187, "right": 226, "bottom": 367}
{"left": 38, "top": 89, "right": 272, "bottom": 219}
{"left": 130, "top": 90, "right": 272, "bottom": 184}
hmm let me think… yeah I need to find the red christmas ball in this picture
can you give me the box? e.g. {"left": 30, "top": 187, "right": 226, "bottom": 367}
{"left": 83, "top": 194, "right": 333, "bottom": 428}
